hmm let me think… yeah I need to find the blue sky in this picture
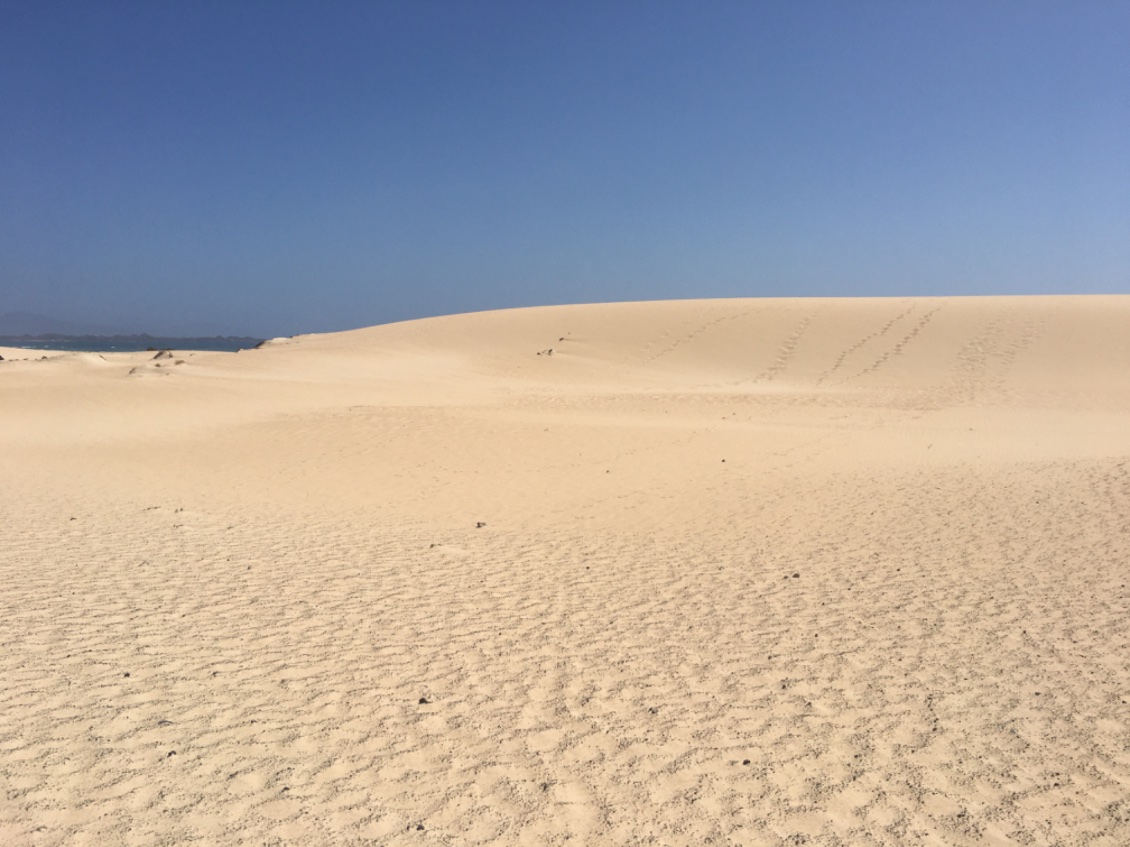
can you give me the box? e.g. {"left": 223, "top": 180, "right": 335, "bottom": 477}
{"left": 2, "top": 1, "right": 1128, "bottom": 336}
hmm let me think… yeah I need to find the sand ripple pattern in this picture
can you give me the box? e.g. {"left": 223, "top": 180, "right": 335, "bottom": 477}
{"left": 2, "top": 458, "right": 1129, "bottom": 846}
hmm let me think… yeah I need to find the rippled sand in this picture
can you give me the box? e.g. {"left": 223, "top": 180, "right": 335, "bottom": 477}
{"left": 2, "top": 296, "right": 1129, "bottom": 846}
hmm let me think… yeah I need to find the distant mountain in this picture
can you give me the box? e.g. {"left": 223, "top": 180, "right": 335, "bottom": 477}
{"left": 0, "top": 311, "right": 119, "bottom": 336}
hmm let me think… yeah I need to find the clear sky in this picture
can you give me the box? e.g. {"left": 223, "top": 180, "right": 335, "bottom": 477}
{"left": 2, "top": 1, "right": 1128, "bottom": 336}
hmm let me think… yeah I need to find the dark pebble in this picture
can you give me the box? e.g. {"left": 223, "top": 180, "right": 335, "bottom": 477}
{"left": 167, "top": 751, "right": 176, "bottom": 758}
{"left": 123, "top": 672, "right": 131, "bottom": 678}
{"left": 743, "top": 759, "right": 751, "bottom": 765}
{"left": 792, "top": 573, "right": 800, "bottom": 578}
{"left": 419, "top": 697, "right": 430, "bottom": 705}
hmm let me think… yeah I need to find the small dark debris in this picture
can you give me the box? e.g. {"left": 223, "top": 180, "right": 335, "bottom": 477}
{"left": 69, "top": 517, "right": 76, "bottom": 521}
{"left": 158, "top": 719, "right": 173, "bottom": 726}
{"left": 419, "top": 697, "right": 430, "bottom": 705}
{"left": 123, "top": 672, "right": 130, "bottom": 678}
{"left": 541, "top": 782, "right": 550, "bottom": 791}
{"left": 167, "top": 751, "right": 176, "bottom": 758}
{"left": 792, "top": 573, "right": 800, "bottom": 578}
{"left": 742, "top": 759, "right": 751, "bottom": 766}
{"left": 647, "top": 706, "right": 659, "bottom": 715}
{"left": 281, "top": 786, "right": 289, "bottom": 793}
{"left": 212, "top": 671, "right": 220, "bottom": 677}
{"left": 475, "top": 521, "right": 486, "bottom": 528}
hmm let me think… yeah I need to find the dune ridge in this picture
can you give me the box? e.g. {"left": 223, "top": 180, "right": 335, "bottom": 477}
{"left": 2, "top": 296, "right": 1129, "bottom": 845}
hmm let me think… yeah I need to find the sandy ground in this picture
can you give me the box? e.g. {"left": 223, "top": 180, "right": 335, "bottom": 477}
{"left": 1, "top": 295, "right": 1129, "bottom": 846}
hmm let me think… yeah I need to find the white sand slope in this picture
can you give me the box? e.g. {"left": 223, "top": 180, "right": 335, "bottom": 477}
{"left": 1, "top": 296, "right": 1128, "bottom": 846}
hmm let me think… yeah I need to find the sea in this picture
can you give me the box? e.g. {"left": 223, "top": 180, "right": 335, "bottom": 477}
{"left": 1, "top": 337, "right": 262, "bottom": 353}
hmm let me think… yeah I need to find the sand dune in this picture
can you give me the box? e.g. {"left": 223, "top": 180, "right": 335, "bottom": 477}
{"left": 2, "top": 296, "right": 1128, "bottom": 845}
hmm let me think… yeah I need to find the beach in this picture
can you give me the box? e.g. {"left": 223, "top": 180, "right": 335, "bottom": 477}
{"left": 2, "top": 295, "right": 1128, "bottom": 845}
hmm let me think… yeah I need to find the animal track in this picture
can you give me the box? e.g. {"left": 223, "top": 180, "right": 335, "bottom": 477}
{"left": 755, "top": 311, "right": 819, "bottom": 382}
{"left": 816, "top": 303, "right": 917, "bottom": 386}
{"left": 641, "top": 307, "right": 763, "bottom": 366}
{"left": 941, "top": 314, "right": 1048, "bottom": 407}
{"left": 842, "top": 306, "right": 942, "bottom": 382}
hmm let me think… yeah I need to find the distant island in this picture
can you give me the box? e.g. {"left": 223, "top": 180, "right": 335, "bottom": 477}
{"left": 0, "top": 333, "right": 265, "bottom": 353}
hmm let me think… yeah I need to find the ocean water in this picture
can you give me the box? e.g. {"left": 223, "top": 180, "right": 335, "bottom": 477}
{"left": 2, "top": 338, "right": 259, "bottom": 353}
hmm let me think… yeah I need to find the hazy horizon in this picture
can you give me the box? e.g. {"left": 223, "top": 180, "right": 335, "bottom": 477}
{"left": 3, "top": 2, "right": 1128, "bottom": 338}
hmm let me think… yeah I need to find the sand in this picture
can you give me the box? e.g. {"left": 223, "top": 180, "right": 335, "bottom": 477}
{"left": 1, "top": 295, "right": 1128, "bottom": 846}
